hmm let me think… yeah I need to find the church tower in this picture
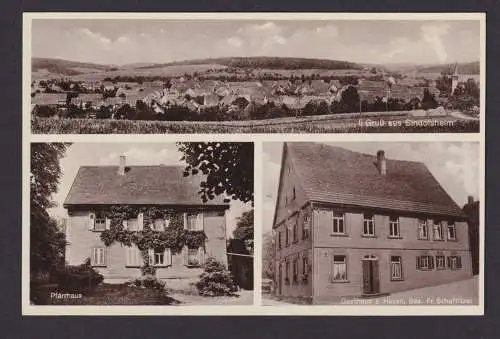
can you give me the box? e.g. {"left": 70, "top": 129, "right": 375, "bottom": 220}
{"left": 451, "top": 62, "right": 460, "bottom": 95}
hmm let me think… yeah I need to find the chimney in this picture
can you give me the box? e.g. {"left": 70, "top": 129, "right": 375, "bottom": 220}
{"left": 118, "top": 155, "right": 126, "bottom": 176}
{"left": 467, "top": 196, "right": 474, "bottom": 204}
{"left": 376, "top": 150, "right": 387, "bottom": 176}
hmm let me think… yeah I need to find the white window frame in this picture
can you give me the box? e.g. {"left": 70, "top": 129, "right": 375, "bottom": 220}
{"left": 91, "top": 247, "right": 106, "bottom": 266}
{"left": 332, "top": 255, "right": 348, "bottom": 282}
{"left": 332, "top": 212, "right": 345, "bottom": 235}
{"left": 363, "top": 214, "right": 375, "bottom": 237}
{"left": 390, "top": 256, "right": 403, "bottom": 280}
{"left": 417, "top": 255, "right": 434, "bottom": 270}
{"left": 448, "top": 256, "right": 461, "bottom": 270}
{"left": 447, "top": 222, "right": 457, "bottom": 240}
{"left": 389, "top": 216, "right": 400, "bottom": 238}
{"left": 418, "top": 219, "right": 428, "bottom": 240}
{"left": 433, "top": 221, "right": 444, "bottom": 241}
{"left": 186, "top": 213, "right": 198, "bottom": 231}
{"left": 436, "top": 255, "right": 446, "bottom": 270}
{"left": 94, "top": 218, "right": 106, "bottom": 231}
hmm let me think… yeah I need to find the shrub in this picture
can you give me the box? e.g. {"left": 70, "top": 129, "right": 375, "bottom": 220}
{"left": 52, "top": 258, "right": 104, "bottom": 293}
{"left": 130, "top": 274, "right": 166, "bottom": 291}
{"left": 195, "top": 257, "right": 238, "bottom": 297}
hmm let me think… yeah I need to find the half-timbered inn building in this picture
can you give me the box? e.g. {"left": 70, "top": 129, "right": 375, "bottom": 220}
{"left": 63, "top": 156, "right": 229, "bottom": 288}
{"left": 272, "top": 142, "right": 472, "bottom": 304}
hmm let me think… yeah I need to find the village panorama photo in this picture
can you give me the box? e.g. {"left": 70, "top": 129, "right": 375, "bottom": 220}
{"left": 29, "top": 142, "right": 254, "bottom": 306}
{"left": 262, "top": 142, "right": 480, "bottom": 306}
{"left": 26, "top": 13, "right": 482, "bottom": 134}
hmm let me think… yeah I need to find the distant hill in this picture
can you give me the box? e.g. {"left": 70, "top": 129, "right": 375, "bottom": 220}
{"left": 32, "top": 58, "right": 119, "bottom": 76}
{"left": 139, "top": 57, "right": 364, "bottom": 71}
{"left": 416, "top": 61, "right": 480, "bottom": 74}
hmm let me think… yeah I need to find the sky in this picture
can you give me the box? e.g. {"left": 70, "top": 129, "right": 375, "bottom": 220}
{"left": 31, "top": 19, "right": 480, "bottom": 65}
{"left": 262, "top": 142, "right": 480, "bottom": 234}
{"left": 47, "top": 143, "right": 252, "bottom": 238}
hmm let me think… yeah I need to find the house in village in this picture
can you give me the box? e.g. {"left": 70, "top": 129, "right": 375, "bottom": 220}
{"left": 272, "top": 142, "right": 472, "bottom": 304}
{"left": 63, "top": 156, "right": 230, "bottom": 288}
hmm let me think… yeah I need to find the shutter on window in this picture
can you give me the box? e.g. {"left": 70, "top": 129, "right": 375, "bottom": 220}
{"left": 165, "top": 248, "right": 172, "bottom": 266}
{"left": 198, "top": 246, "right": 205, "bottom": 266}
{"left": 88, "top": 212, "right": 95, "bottom": 230}
{"left": 147, "top": 248, "right": 153, "bottom": 265}
{"left": 416, "top": 256, "right": 420, "bottom": 269}
{"left": 183, "top": 213, "right": 188, "bottom": 230}
{"left": 126, "top": 246, "right": 132, "bottom": 266}
{"left": 446, "top": 257, "right": 451, "bottom": 268}
{"left": 164, "top": 218, "right": 170, "bottom": 229}
{"left": 105, "top": 217, "right": 111, "bottom": 230}
{"left": 103, "top": 248, "right": 107, "bottom": 266}
{"left": 122, "top": 219, "right": 128, "bottom": 230}
{"left": 457, "top": 256, "right": 462, "bottom": 268}
{"left": 182, "top": 246, "right": 188, "bottom": 265}
{"left": 197, "top": 213, "right": 204, "bottom": 231}
{"left": 429, "top": 256, "right": 434, "bottom": 269}
{"left": 136, "top": 247, "right": 143, "bottom": 266}
{"left": 137, "top": 213, "right": 144, "bottom": 231}
{"left": 91, "top": 248, "right": 96, "bottom": 265}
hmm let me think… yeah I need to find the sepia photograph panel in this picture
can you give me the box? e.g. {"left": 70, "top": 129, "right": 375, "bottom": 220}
{"left": 262, "top": 141, "right": 480, "bottom": 305}
{"left": 27, "top": 14, "right": 482, "bottom": 134}
{"left": 29, "top": 142, "right": 254, "bottom": 306}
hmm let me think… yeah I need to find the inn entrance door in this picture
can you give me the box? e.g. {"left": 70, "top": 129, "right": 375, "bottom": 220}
{"left": 362, "top": 255, "right": 380, "bottom": 295}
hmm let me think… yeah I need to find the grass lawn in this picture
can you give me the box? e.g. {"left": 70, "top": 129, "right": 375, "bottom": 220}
{"left": 32, "top": 283, "right": 180, "bottom": 305}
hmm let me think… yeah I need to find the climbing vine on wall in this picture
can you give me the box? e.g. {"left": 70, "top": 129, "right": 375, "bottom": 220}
{"left": 98, "top": 205, "right": 207, "bottom": 275}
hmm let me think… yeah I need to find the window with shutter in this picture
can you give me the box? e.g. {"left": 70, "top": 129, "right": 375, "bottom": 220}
{"left": 187, "top": 248, "right": 200, "bottom": 266}
{"left": 91, "top": 247, "right": 106, "bottom": 266}
{"left": 105, "top": 218, "right": 111, "bottom": 230}
{"left": 432, "top": 221, "right": 444, "bottom": 240}
{"left": 149, "top": 248, "right": 166, "bottom": 266}
{"left": 186, "top": 213, "right": 197, "bottom": 231}
{"left": 126, "top": 246, "right": 142, "bottom": 267}
{"left": 418, "top": 219, "right": 429, "bottom": 239}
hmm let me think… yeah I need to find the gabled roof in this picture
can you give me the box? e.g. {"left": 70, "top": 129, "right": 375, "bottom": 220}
{"left": 285, "top": 142, "right": 466, "bottom": 219}
{"left": 64, "top": 165, "right": 229, "bottom": 207}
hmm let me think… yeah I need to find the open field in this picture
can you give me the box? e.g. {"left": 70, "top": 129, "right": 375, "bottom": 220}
{"left": 31, "top": 112, "right": 479, "bottom": 134}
